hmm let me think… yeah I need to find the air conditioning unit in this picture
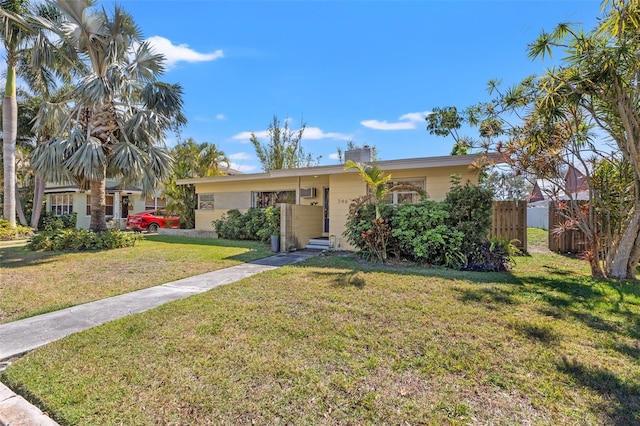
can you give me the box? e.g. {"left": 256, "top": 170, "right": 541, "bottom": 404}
{"left": 300, "top": 187, "right": 317, "bottom": 198}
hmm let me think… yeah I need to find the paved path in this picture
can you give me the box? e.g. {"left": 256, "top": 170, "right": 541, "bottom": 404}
{"left": 0, "top": 250, "right": 318, "bottom": 426}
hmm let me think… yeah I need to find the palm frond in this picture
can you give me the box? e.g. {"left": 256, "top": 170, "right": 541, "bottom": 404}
{"left": 63, "top": 136, "right": 106, "bottom": 181}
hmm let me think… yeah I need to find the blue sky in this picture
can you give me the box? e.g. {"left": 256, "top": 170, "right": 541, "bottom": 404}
{"left": 21, "top": 1, "right": 603, "bottom": 172}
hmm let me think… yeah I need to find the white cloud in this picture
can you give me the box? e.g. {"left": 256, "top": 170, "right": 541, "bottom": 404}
{"left": 229, "top": 162, "right": 258, "bottom": 173}
{"left": 328, "top": 152, "right": 341, "bottom": 160}
{"left": 145, "top": 36, "right": 224, "bottom": 68}
{"left": 216, "top": 113, "right": 226, "bottom": 120}
{"left": 361, "top": 110, "right": 432, "bottom": 131}
{"left": 303, "top": 127, "right": 351, "bottom": 140}
{"left": 228, "top": 152, "right": 251, "bottom": 161}
{"left": 232, "top": 127, "right": 349, "bottom": 142}
{"left": 231, "top": 130, "right": 268, "bottom": 142}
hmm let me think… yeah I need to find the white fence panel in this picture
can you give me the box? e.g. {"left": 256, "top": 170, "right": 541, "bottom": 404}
{"left": 527, "top": 206, "right": 549, "bottom": 230}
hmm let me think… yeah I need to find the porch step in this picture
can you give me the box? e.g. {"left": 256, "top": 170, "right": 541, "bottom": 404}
{"left": 305, "top": 237, "right": 330, "bottom": 251}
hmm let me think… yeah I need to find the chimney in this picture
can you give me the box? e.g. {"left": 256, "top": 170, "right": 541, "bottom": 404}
{"left": 345, "top": 145, "right": 373, "bottom": 163}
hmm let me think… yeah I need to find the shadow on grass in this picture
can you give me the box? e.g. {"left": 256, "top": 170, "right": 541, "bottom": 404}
{"left": 511, "top": 321, "right": 559, "bottom": 345}
{"left": 456, "top": 287, "right": 518, "bottom": 308}
{"left": 557, "top": 357, "right": 640, "bottom": 426}
{"left": 0, "top": 375, "right": 71, "bottom": 426}
{"left": 301, "top": 254, "right": 525, "bottom": 286}
{"left": 0, "top": 246, "right": 59, "bottom": 269}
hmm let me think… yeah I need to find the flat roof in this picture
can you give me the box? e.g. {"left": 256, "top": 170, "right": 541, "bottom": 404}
{"left": 177, "top": 153, "right": 494, "bottom": 185}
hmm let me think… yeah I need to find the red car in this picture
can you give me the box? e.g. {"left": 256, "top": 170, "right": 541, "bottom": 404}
{"left": 126, "top": 209, "right": 180, "bottom": 233}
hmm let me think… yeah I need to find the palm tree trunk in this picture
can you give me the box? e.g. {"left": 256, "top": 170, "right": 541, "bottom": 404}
{"left": 14, "top": 183, "right": 28, "bottom": 226}
{"left": 30, "top": 175, "right": 46, "bottom": 229}
{"left": 2, "top": 66, "right": 17, "bottom": 227}
{"left": 607, "top": 199, "right": 640, "bottom": 279}
{"left": 89, "top": 167, "right": 107, "bottom": 232}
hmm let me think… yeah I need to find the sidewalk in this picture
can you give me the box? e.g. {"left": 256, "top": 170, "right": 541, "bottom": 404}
{"left": 0, "top": 250, "right": 319, "bottom": 426}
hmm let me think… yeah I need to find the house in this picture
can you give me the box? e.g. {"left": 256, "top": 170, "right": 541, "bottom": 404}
{"left": 527, "top": 165, "right": 590, "bottom": 230}
{"left": 44, "top": 178, "right": 166, "bottom": 229}
{"left": 177, "top": 149, "right": 486, "bottom": 251}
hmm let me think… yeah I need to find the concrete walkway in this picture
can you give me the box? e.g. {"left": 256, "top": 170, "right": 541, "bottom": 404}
{"left": 0, "top": 250, "right": 319, "bottom": 426}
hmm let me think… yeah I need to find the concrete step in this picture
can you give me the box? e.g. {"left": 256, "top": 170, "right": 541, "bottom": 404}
{"left": 305, "top": 244, "right": 330, "bottom": 250}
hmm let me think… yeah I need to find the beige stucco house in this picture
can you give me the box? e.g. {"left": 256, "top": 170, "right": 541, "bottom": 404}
{"left": 178, "top": 151, "right": 485, "bottom": 251}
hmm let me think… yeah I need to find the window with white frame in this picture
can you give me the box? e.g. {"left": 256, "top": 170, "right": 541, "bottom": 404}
{"left": 50, "top": 194, "right": 74, "bottom": 216}
{"left": 86, "top": 195, "right": 114, "bottom": 216}
{"left": 380, "top": 178, "right": 426, "bottom": 205}
{"left": 198, "top": 193, "right": 215, "bottom": 210}
{"left": 252, "top": 190, "right": 296, "bottom": 208}
{"left": 145, "top": 197, "right": 167, "bottom": 210}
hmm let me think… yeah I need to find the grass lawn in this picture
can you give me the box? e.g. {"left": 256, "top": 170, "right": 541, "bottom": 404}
{"left": 1, "top": 231, "right": 639, "bottom": 425}
{"left": 0, "top": 235, "right": 272, "bottom": 323}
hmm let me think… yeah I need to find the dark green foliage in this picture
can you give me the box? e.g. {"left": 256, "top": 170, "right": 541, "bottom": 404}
{"left": 39, "top": 211, "right": 77, "bottom": 231}
{"left": 214, "top": 207, "right": 280, "bottom": 242}
{"left": 444, "top": 179, "right": 494, "bottom": 257}
{"left": 465, "top": 237, "right": 519, "bottom": 272}
{"left": 0, "top": 219, "right": 32, "bottom": 240}
{"left": 392, "top": 201, "right": 466, "bottom": 269}
{"left": 344, "top": 181, "right": 502, "bottom": 270}
{"left": 27, "top": 229, "right": 141, "bottom": 251}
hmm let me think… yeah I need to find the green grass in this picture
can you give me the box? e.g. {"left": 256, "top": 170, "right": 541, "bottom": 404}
{"left": 2, "top": 232, "right": 639, "bottom": 425}
{"left": 0, "top": 235, "right": 271, "bottom": 323}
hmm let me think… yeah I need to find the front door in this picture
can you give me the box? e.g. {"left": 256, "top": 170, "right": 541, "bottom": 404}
{"left": 323, "top": 187, "right": 329, "bottom": 233}
{"left": 121, "top": 196, "right": 129, "bottom": 219}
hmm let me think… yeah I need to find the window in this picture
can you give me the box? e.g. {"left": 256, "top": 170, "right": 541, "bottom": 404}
{"left": 86, "top": 195, "right": 114, "bottom": 216}
{"left": 145, "top": 197, "right": 167, "bottom": 210}
{"left": 380, "top": 178, "right": 426, "bottom": 205}
{"left": 252, "top": 191, "right": 296, "bottom": 208}
{"left": 198, "top": 193, "right": 215, "bottom": 210}
{"left": 50, "top": 194, "right": 74, "bottom": 216}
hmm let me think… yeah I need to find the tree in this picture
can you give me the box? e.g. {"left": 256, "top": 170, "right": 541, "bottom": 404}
{"left": 344, "top": 160, "right": 392, "bottom": 220}
{"left": 163, "top": 138, "right": 229, "bottom": 229}
{"left": 427, "top": 0, "right": 640, "bottom": 279}
{"left": 517, "top": 0, "right": 640, "bottom": 279}
{"left": 1, "top": 0, "right": 39, "bottom": 226}
{"left": 26, "top": 0, "right": 186, "bottom": 232}
{"left": 250, "top": 115, "right": 319, "bottom": 171}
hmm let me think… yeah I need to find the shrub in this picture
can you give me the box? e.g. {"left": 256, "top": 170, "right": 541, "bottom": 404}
{"left": 39, "top": 212, "right": 77, "bottom": 231}
{"left": 465, "top": 237, "right": 520, "bottom": 272}
{"left": 214, "top": 207, "right": 280, "bottom": 242}
{"left": 344, "top": 203, "right": 397, "bottom": 261}
{"left": 444, "top": 179, "right": 494, "bottom": 258}
{"left": 27, "top": 229, "right": 141, "bottom": 251}
{"left": 392, "top": 201, "right": 466, "bottom": 269}
{"left": 0, "top": 219, "right": 33, "bottom": 241}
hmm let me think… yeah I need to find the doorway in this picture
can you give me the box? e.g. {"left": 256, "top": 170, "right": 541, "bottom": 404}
{"left": 323, "top": 187, "right": 329, "bottom": 233}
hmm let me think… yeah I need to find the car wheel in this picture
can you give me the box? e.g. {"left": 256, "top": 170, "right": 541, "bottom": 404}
{"left": 147, "top": 223, "right": 159, "bottom": 233}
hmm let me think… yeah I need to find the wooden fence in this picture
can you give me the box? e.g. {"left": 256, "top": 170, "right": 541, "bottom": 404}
{"left": 491, "top": 201, "right": 527, "bottom": 251}
{"left": 547, "top": 202, "right": 589, "bottom": 253}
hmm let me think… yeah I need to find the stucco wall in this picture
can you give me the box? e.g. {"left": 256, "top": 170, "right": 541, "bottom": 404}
{"left": 282, "top": 204, "right": 324, "bottom": 250}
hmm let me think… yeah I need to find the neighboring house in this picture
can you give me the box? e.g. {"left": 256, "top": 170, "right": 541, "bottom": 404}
{"left": 527, "top": 165, "right": 590, "bottom": 230}
{"left": 44, "top": 178, "right": 166, "bottom": 229}
{"left": 178, "top": 149, "right": 486, "bottom": 251}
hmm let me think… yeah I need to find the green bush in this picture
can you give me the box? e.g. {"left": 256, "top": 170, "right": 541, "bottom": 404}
{"left": 444, "top": 179, "right": 494, "bottom": 258}
{"left": 0, "top": 219, "right": 33, "bottom": 241}
{"left": 214, "top": 207, "right": 280, "bottom": 242}
{"left": 39, "top": 211, "right": 77, "bottom": 231}
{"left": 465, "top": 237, "right": 520, "bottom": 272}
{"left": 392, "top": 201, "right": 466, "bottom": 269}
{"left": 344, "top": 180, "right": 508, "bottom": 271}
{"left": 27, "top": 229, "right": 141, "bottom": 251}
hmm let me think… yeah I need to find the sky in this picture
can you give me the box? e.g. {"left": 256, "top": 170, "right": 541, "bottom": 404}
{"left": 12, "top": 0, "right": 603, "bottom": 173}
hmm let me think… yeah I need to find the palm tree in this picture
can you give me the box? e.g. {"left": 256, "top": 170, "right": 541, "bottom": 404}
{"left": 344, "top": 160, "right": 392, "bottom": 219}
{"left": 164, "top": 138, "right": 229, "bottom": 228}
{"left": 29, "top": 0, "right": 186, "bottom": 231}
{"left": 1, "top": 0, "right": 31, "bottom": 227}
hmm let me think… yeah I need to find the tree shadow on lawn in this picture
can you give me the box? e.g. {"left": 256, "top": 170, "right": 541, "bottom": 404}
{"left": 0, "top": 246, "right": 58, "bottom": 269}
{"left": 557, "top": 357, "right": 640, "bottom": 426}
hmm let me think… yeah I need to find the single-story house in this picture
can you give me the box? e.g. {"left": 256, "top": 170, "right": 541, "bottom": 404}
{"left": 44, "top": 178, "right": 166, "bottom": 229}
{"left": 178, "top": 149, "right": 486, "bottom": 251}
